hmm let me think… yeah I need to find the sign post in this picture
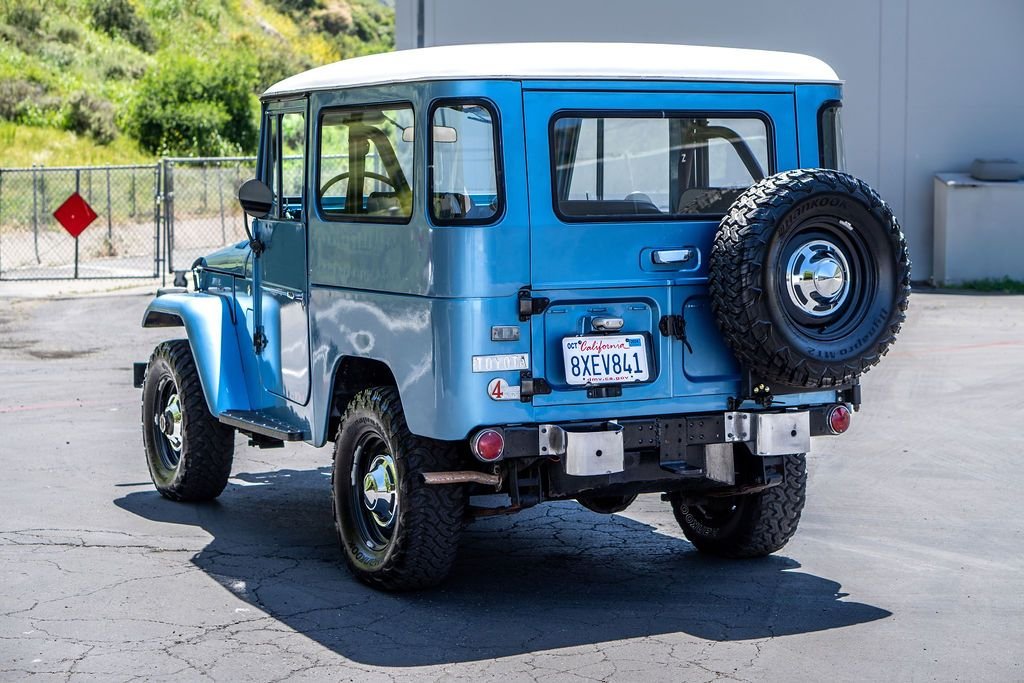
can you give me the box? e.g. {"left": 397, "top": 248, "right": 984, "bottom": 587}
{"left": 52, "top": 177, "right": 99, "bottom": 280}
{"left": 75, "top": 170, "right": 80, "bottom": 278}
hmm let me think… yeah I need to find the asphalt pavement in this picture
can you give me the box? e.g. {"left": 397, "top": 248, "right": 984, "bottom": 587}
{"left": 0, "top": 287, "right": 1022, "bottom": 681}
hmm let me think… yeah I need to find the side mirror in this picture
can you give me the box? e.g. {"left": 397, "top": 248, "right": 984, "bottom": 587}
{"left": 237, "top": 179, "right": 273, "bottom": 219}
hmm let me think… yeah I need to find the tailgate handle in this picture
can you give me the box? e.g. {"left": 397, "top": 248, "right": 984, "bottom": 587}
{"left": 652, "top": 248, "right": 693, "bottom": 265}
{"left": 592, "top": 317, "right": 624, "bottom": 331}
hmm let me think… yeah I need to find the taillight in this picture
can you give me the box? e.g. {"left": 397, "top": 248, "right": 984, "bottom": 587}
{"left": 828, "top": 405, "right": 852, "bottom": 434}
{"left": 471, "top": 428, "right": 505, "bottom": 462}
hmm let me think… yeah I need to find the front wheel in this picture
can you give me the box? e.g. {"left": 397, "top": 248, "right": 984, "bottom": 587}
{"left": 331, "top": 387, "right": 465, "bottom": 591}
{"left": 141, "top": 340, "right": 234, "bottom": 501}
{"left": 670, "top": 453, "right": 807, "bottom": 558}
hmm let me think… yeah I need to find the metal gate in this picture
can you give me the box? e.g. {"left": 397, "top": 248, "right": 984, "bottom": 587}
{"left": 0, "top": 157, "right": 258, "bottom": 282}
{"left": 161, "top": 157, "right": 256, "bottom": 275}
{"left": 0, "top": 164, "right": 161, "bottom": 280}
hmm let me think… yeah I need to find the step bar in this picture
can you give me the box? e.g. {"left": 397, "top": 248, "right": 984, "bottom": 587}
{"left": 219, "top": 409, "right": 306, "bottom": 443}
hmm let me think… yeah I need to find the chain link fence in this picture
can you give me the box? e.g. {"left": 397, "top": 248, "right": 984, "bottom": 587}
{"left": 0, "top": 165, "right": 161, "bottom": 280}
{"left": 162, "top": 157, "right": 256, "bottom": 274}
{"left": 0, "top": 156, "right": 258, "bottom": 281}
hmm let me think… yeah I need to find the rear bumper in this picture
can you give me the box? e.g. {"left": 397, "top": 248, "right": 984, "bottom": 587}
{"left": 491, "top": 406, "right": 844, "bottom": 502}
{"left": 500, "top": 405, "right": 841, "bottom": 462}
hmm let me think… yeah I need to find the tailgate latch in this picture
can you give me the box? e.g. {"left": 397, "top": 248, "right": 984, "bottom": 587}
{"left": 658, "top": 314, "right": 693, "bottom": 353}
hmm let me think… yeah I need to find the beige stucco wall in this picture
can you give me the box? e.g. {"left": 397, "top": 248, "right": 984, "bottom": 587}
{"left": 396, "top": 0, "right": 1024, "bottom": 280}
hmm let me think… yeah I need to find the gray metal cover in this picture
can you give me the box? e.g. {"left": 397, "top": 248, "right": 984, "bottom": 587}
{"left": 564, "top": 427, "right": 625, "bottom": 477}
{"left": 753, "top": 412, "right": 811, "bottom": 456}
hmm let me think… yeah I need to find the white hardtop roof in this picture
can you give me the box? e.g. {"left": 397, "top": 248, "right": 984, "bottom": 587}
{"left": 263, "top": 42, "right": 841, "bottom": 97}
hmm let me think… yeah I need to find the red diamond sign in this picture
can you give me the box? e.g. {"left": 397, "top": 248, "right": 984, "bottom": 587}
{"left": 53, "top": 192, "right": 98, "bottom": 238}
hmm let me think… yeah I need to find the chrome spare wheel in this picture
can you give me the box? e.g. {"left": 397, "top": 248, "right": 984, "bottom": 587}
{"left": 785, "top": 239, "right": 850, "bottom": 317}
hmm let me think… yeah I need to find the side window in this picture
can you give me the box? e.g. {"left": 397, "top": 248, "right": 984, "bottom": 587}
{"left": 317, "top": 105, "right": 414, "bottom": 221}
{"left": 819, "top": 103, "right": 845, "bottom": 170}
{"left": 262, "top": 111, "right": 305, "bottom": 221}
{"left": 552, "top": 114, "right": 771, "bottom": 220}
{"left": 430, "top": 102, "right": 502, "bottom": 224}
{"left": 280, "top": 112, "right": 305, "bottom": 221}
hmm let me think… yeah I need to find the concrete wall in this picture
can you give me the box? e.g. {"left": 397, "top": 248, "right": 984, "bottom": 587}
{"left": 396, "top": 0, "right": 1024, "bottom": 281}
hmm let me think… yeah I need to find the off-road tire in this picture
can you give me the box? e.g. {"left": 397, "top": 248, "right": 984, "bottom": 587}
{"left": 671, "top": 453, "right": 806, "bottom": 558}
{"left": 141, "top": 340, "right": 235, "bottom": 502}
{"left": 577, "top": 493, "right": 637, "bottom": 514}
{"left": 331, "top": 387, "right": 465, "bottom": 591}
{"left": 710, "top": 168, "right": 911, "bottom": 388}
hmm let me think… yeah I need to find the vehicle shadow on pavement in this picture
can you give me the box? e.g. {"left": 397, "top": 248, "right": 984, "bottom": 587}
{"left": 115, "top": 466, "right": 891, "bottom": 666}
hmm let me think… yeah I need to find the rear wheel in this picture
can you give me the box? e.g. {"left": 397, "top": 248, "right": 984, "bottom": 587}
{"left": 670, "top": 453, "right": 806, "bottom": 558}
{"left": 331, "top": 387, "right": 465, "bottom": 591}
{"left": 141, "top": 340, "right": 234, "bottom": 501}
{"left": 576, "top": 493, "right": 637, "bottom": 514}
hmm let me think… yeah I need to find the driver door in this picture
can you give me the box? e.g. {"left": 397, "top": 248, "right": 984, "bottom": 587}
{"left": 256, "top": 101, "right": 311, "bottom": 404}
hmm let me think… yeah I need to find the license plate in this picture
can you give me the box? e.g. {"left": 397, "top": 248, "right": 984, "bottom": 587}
{"left": 562, "top": 334, "right": 650, "bottom": 386}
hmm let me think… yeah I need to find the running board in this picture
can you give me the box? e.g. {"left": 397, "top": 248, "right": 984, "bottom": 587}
{"left": 219, "top": 410, "right": 306, "bottom": 442}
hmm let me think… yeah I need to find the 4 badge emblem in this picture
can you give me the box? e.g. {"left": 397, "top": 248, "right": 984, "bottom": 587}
{"left": 487, "top": 378, "right": 520, "bottom": 401}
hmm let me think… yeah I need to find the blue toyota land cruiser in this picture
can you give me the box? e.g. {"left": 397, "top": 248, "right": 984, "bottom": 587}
{"left": 135, "top": 43, "right": 911, "bottom": 590}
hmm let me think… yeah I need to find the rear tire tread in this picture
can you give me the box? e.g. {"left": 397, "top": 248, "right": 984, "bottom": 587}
{"left": 331, "top": 387, "right": 464, "bottom": 591}
{"left": 673, "top": 453, "right": 807, "bottom": 558}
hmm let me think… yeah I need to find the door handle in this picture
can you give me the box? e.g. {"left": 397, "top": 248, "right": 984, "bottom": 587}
{"left": 652, "top": 248, "right": 694, "bottom": 265}
{"left": 592, "top": 317, "right": 624, "bottom": 332}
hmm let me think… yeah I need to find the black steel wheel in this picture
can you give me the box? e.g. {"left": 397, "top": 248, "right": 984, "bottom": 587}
{"left": 141, "top": 340, "right": 235, "bottom": 502}
{"left": 349, "top": 433, "right": 400, "bottom": 552}
{"left": 710, "top": 168, "right": 911, "bottom": 388}
{"left": 671, "top": 453, "right": 807, "bottom": 558}
{"left": 331, "top": 387, "right": 465, "bottom": 591}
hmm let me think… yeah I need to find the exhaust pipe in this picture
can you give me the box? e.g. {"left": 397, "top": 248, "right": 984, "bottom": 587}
{"left": 422, "top": 471, "right": 501, "bottom": 487}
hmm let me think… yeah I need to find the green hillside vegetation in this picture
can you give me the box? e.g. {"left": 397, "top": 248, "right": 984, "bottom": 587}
{"left": 0, "top": 0, "right": 393, "bottom": 167}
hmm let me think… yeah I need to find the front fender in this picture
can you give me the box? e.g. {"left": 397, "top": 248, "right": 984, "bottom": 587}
{"left": 142, "top": 293, "right": 251, "bottom": 416}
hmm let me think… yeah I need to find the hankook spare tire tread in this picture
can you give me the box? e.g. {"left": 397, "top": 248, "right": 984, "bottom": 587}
{"left": 709, "top": 168, "right": 911, "bottom": 388}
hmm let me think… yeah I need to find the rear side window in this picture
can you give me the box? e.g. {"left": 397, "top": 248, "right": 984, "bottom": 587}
{"left": 430, "top": 101, "right": 502, "bottom": 224}
{"left": 551, "top": 114, "right": 771, "bottom": 220}
{"left": 318, "top": 105, "right": 414, "bottom": 222}
{"left": 819, "top": 103, "right": 845, "bottom": 170}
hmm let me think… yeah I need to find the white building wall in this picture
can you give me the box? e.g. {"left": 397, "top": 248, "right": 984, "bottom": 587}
{"left": 396, "top": 0, "right": 1024, "bottom": 280}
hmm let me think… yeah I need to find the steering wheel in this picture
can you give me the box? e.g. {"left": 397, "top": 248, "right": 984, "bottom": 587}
{"left": 318, "top": 171, "right": 396, "bottom": 199}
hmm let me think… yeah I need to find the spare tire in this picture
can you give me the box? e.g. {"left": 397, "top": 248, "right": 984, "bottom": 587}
{"left": 709, "top": 169, "right": 911, "bottom": 389}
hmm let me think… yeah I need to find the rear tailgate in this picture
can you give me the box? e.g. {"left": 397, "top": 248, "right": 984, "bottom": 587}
{"left": 522, "top": 86, "right": 798, "bottom": 408}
